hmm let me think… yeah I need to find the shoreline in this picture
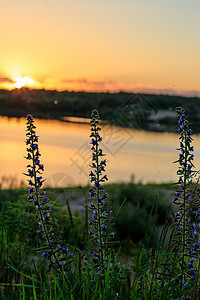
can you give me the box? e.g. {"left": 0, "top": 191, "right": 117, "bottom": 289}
{"left": 0, "top": 112, "right": 182, "bottom": 134}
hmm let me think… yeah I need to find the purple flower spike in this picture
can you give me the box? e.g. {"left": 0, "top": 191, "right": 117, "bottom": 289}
{"left": 39, "top": 164, "right": 44, "bottom": 171}
{"left": 89, "top": 109, "right": 114, "bottom": 265}
{"left": 102, "top": 225, "right": 108, "bottom": 231}
{"left": 188, "top": 262, "right": 193, "bottom": 268}
{"left": 91, "top": 138, "right": 97, "bottom": 145}
{"left": 191, "top": 257, "right": 195, "bottom": 262}
{"left": 170, "top": 108, "right": 200, "bottom": 282}
{"left": 45, "top": 213, "right": 50, "bottom": 219}
{"left": 25, "top": 115, "right": 63, "bottom": 268}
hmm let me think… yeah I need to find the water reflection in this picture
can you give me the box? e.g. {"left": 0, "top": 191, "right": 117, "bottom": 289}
{"left": 0, "top": 116, "right": 200, "bottom": 188}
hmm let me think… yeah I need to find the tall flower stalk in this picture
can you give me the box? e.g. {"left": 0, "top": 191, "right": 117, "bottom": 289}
{"left": 88, "top": 109, "right": 115, "bottom": 272}
{"left": 167, "top": 107, "right": 200, "bottom": 298}
{"left": 25, "top": 115, "right": 71, "bottom": 275}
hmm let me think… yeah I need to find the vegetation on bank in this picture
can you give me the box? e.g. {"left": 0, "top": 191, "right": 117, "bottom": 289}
{"left": 0, "top": 181, "right": 170, "bottom": 253}
{"left": 1, "top": 107, "right": 200, "bottom": 299}
{"left": 0, "top": 88, "right": 200, "bottom": 132}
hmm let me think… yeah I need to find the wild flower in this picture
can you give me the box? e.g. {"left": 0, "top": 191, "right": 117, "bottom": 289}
{"left": 88, "top": 109, "right": 115, "bottom": 273}
{"left": 24, "top": 115, "right": 71, "bottom": 276}
{"left": 167, "top": 107, "right": 200, "bottom": 297}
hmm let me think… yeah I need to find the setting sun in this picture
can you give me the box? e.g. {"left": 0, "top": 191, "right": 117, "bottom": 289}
{"left": 14, "top": 76, "right": 35, "bottom": 89}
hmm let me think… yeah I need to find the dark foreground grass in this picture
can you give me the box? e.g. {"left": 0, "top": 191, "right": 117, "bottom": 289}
{"left": 1, "top": 107, "right": 200, "bottom": 299}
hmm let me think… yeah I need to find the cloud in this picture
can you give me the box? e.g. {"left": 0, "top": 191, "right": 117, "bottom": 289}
{"left": 29, "top": 77, "right": 200, "bottom": 97}
{"left": 61, "top": 78, "right": 200, "bottom": 97}
{"left": 62, "top": 78, "right": 114, "bottom": 88}
{"left": 0, "top": 77, "right": 13, "bottom": 83}
{"left": 62, "top": 78, "right": 155, "bottom": 93}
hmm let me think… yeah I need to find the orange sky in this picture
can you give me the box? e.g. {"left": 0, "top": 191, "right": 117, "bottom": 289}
{"left": 1, "top": 0, "right": 200, "bottom": 95}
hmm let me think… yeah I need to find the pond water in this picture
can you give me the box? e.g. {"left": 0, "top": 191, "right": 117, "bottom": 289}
{"left": 0, "top": 116, "right": 200, "bottom": 188}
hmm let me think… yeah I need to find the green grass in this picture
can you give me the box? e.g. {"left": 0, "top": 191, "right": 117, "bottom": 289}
{"left": 0, "top": 182, "right": 171, "bottom": 299}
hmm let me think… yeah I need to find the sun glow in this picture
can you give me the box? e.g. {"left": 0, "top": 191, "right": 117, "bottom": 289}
{"left": 14, "top": 76, "right": 35, "bottom": 88}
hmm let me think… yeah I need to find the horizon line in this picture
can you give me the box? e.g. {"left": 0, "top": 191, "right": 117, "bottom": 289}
{"left": 1, "top": 86, "right": 200, "bottom": 99}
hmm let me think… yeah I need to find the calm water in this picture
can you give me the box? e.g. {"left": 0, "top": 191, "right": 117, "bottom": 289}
{"left": 0, "top": 116, "right": 200, "bottom": 188}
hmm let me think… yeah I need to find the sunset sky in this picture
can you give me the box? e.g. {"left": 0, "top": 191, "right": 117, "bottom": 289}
{"left": 1, "top": 0, "right": 200, "bottom": 95}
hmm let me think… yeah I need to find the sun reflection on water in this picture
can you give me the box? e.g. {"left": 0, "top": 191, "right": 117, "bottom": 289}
{"left": 0, "top": 116, "right": 200, "bottom": 187}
